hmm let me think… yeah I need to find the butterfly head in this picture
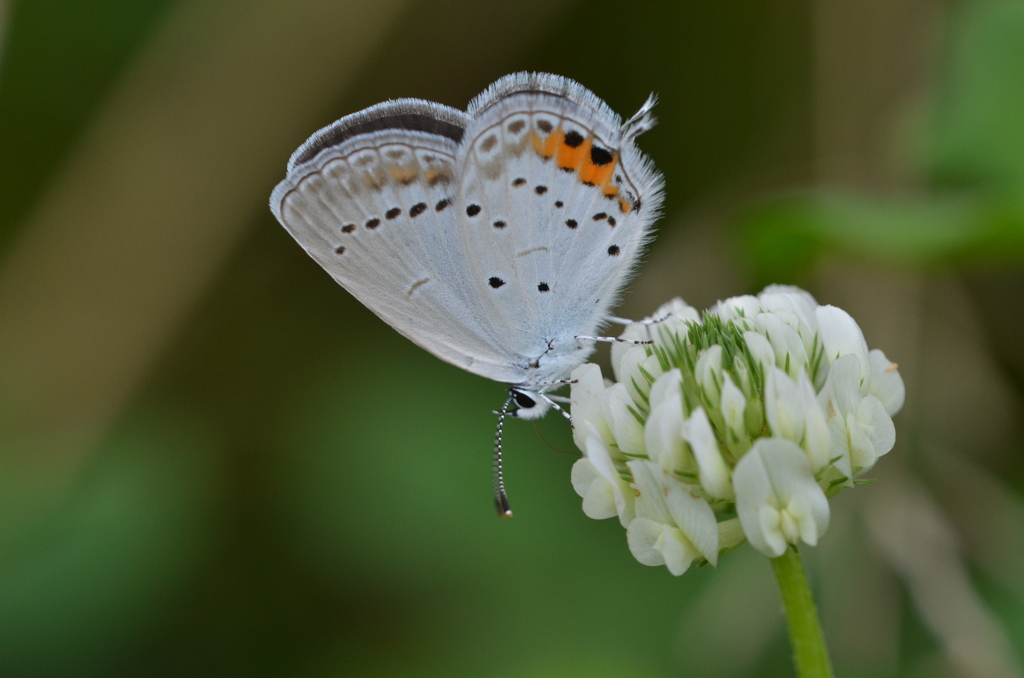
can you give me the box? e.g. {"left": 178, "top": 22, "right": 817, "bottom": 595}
{"left": 508, "top": 387, "right": 550, "bottom": 420}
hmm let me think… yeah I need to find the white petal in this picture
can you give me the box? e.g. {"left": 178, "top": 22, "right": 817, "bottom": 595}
{"left": 855, "top": 395, "right": 896, "bottom": 465}
{"left": 664, "top": 484, "right": 720, "bottom": 566}
{"left": 655, "top": 297, "right": 700, "bottom": 324}
{"left": 644, "top": 393, "right": 688, "bottom": 473}
{"left": 586, "top": 437, "right": 635, "bottom": 527}
{"left": 570, "top": 364, "right": 614, "bottom": 452}
{"left": 606, "top": 383, "right": 646, "bottom": 457}
{"left": 649, "top": 369, "right": 683, "bottom": 412}
{"left": 764, "top": 367, "right": 805, "bottom": 443}
{"left": 757, "top": 504, "right": 788, "bottom": 557}
{"left": 815, "top": 305, "right": 870, "bottom": 393}
{"left": 626, "top": 517, "right": 667, "bottom": 566}
{"left": 627, "top": 460, "right": 673, "bottom": 525}
{"left": 869, "top": 349, "right": 906, "bottom": 416}
{"left": 798, "top": 372, "right": 831, "bottom": 474}
{"left": 681, "top": 408, "right": 733, "bottom": 500}
{"left": 759, "top": 286, "right": 820, "bottom": 335}
{"left": 733, "top": 439, "right": 830, "bottom": 558}
{"left": 846, "top": 411, "right": 878, "bottom": 474}
{"left": 743, "top": 331, "right": 776, "bottom": 372}
{"left": 825, "top": 354, "right": 863, "bottom": 416}
{"left": 571, "top": 456, "right": 600, "bottom": 498}
{"left": 661, "top": 526, "right": 701, "bottom": 576}
{"left": 759, "top": 284, "right": 819, "bottom": 311}
{"left": 571, "top": 458, "right": 620, "bottom": 520}
{"left": 756, "top": 313, "right": 809, "bottom": 378}
{"left": 711, "top": 294, "right": 762, "bottom": 322}
{"left": 611, "top": 324, "right": 649, "bottom": 381}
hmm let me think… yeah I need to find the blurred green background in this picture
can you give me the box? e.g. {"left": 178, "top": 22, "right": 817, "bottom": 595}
{"left": 0, "top": 0, "right": 1022, "bottom": 676}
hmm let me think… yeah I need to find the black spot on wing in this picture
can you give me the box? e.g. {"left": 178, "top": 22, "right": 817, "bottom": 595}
{"left": 467, "top": 204, "right": 482, "bottom": 217}
{"left": 365, "top": 218, "right": 380, "bottom": 229}
{"left": 385, "top": 207, "right": 401, "bottom": 220}
{"left": 488, "top": 277, "right": 505, "bottom": 289}
{"left": 538, "top": 282, "right": 550, "bottom": 292}
{"left": 435, "top": 198, "right": 450, "bottom": 211}
{"left": 608, "top": 245, "right": 620, "bottom": 256}
{"left": 590, "top": 146, "right": 614, "bottom": 166}
{"left": 409, "top": 202, "right": 427, "bottom": 218}
{"left": 563, "top": 130, "right": 585, "bottom": 148}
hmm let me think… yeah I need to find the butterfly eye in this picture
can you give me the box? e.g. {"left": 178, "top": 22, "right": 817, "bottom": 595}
{"left": 513, "top": 391, "right": 537, "bottom": 409}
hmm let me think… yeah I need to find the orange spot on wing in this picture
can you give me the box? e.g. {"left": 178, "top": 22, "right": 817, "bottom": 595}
{"left": 389, "top": 166, "right": 417, "bottom": 182}
{"left": 557, "top": 135, "right": 590, "bottom": 171}
{"left": 619, "top": 199, "right": 633, "bottom": 213}
{"left": 531, "top": 129, "right": 562, "bottom": 158}
{"left": 579, "top": 153, "right": 617, "bottom": 190}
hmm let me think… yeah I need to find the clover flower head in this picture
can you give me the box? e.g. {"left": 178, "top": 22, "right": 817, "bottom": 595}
{"left": 569, "top": 286, "right": 905, "bottom": 570}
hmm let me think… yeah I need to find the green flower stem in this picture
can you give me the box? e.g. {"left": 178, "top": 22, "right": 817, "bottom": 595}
{"left": 770, "top": 546, "right": 834, "bottom": 678}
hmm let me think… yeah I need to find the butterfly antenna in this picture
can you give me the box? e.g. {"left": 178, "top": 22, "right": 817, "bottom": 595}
{"left": 493, "top": 395, "right": 515, "bottom": 518}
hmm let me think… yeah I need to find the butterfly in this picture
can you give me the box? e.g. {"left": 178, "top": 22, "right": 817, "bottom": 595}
{"left": 270, "top": 73, "right": 663, "bottom": 515}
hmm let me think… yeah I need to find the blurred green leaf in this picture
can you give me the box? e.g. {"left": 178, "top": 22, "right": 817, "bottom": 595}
{"left": 0, "top": 415, "right": 216, "bottom": 676}
{"left": 737, "top": 192, "right": 1024, "bottom": 285}
{"left": 928, "top": 0, "right": 1024, "bottom": 189}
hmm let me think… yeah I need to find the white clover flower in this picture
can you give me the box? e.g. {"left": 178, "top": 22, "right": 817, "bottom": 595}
{"left": 568, "top": 285, "right": 905, "bottom": 575}
{"left": 734, "top": 438, "right": 830, "bottom": 557}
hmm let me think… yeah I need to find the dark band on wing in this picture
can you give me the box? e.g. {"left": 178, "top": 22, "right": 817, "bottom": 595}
{"left": 292, "top": 111, "right": 466, "bottom": 166}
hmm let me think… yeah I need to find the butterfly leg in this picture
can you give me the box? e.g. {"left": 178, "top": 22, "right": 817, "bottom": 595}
{"left": 575, "top": 335, "right": 652, "bottom": 345}
{"left": 606, "top": 313, "right": 672, "bottom": 326}
{"left": 537, "top": 393, "right": 572, "bottom": 421}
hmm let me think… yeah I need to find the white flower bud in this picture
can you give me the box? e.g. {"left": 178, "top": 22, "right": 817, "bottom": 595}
{"left": 681, "top": 407, "right": 734, "bottom": 500}
{"left": 720, "top": 372, "right": 747, "bottom": 444}
{"left": 733, "top": 439, "right": 830, "bottom": 558}
{"left": 695, "top": 345, "right": 724, "bottom": 404}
